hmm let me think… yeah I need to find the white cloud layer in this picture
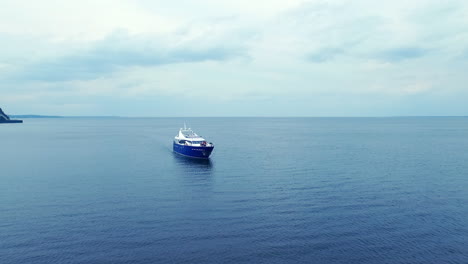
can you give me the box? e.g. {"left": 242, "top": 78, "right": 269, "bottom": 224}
{"left": 1, "top": 0, "right": 467, "bottom": 116}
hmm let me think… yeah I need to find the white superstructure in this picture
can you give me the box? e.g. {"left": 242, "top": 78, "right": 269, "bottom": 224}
{"left": 174, "top": 125, "right": 213, "bottom": 147}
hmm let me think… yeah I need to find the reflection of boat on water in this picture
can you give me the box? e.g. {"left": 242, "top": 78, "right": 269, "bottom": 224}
{"left": 173, "top": 152, "right": 213, "bottom": 168}
{"left": 0, "top": 108, "right": 22, "bottom": 124}
{"left": 173, "top": 124, "right": 214, "bottom": 159}
{"left": 173, "top": 152, "right": 213, "bottom": 182}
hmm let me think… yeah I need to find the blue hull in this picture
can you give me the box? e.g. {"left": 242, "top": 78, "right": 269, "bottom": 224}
{"left": 173, "top": 142, "right": 214, "bottom": 158}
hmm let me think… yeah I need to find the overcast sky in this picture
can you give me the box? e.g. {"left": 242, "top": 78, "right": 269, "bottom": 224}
{"left": 1, "top": 0, "right": 467, "bottom": 116}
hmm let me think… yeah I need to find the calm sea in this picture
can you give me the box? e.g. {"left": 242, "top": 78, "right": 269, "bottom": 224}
{"left": 1, "top": 117, "right": 467, "bottom": 264}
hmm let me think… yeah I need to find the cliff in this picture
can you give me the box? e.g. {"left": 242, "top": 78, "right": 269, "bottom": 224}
{"left": 0, "top": 108, "right": 23, "bottom": 123}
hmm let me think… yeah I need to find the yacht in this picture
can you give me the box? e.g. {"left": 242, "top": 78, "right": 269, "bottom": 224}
{"left": 173, "top": 125, "right": 214, "bottom": 158}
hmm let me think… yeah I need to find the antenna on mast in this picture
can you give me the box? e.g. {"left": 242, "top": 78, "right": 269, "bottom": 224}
{"left": 184, "top": 122, "right": 187, "bottom": 130}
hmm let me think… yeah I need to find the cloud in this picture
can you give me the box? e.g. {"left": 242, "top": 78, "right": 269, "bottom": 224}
{"left": 8, "top": 30, "right": 248, "bottom": 82}
{"left": 306, "top": 48, "right": 345, "bottom": 63}
{"left": 376, "top": 47, "right": 428, "bottom": 62}
{"left": 1, "top": 0, "right": 468, "bottom": 116}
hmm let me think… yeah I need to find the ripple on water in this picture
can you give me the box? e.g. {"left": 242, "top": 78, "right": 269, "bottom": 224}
{"left": 1, "top": 117, "right": 468, "bottom": 264}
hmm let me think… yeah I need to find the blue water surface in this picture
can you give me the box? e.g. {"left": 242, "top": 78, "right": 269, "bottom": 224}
{"left": 1, "top": 117, "right": 467, "bottom": 264}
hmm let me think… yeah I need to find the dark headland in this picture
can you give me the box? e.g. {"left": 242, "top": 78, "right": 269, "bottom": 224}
{"left": 0, "top": 108, "right": 23, "bottom": 123}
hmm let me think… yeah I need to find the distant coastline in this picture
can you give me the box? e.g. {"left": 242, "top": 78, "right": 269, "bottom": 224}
{"left": 7, "top": 115, "right": 468, "bottom": 119}
{"left": 10, "top": 115, "right": 122, "bottom": 119}
{"left": 10, "top": 115, "right": 63, "bottom": 118}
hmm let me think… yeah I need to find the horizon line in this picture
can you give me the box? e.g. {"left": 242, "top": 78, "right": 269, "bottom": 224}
{"left": 11, "top": 115, "right": 468, "bottom": 118}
